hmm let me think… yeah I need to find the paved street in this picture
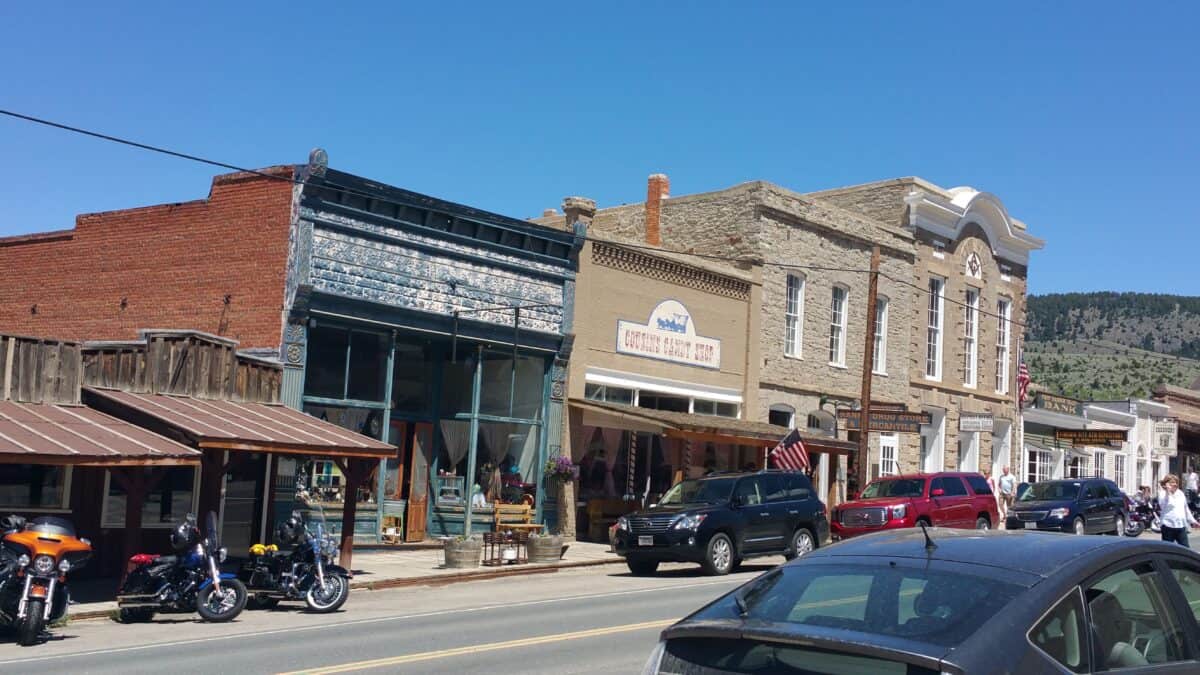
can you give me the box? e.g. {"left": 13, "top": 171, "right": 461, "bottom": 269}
{"left": 0, "top": 560, "right": 776, "bottom": 674}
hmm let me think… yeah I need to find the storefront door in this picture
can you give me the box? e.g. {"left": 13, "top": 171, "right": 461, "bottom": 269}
{"left": 406, "top": 423, "right": 433, "bottom": 542}
{"left": 222, "top": 452, "right": 268, "bottom": 555}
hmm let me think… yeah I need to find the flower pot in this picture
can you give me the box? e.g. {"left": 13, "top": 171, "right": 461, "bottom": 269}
{"left": 528, "top": 534, "right": 564, "bottom": 563}
{"left": 443, "top": 537, "right": 482, "bottom": 568}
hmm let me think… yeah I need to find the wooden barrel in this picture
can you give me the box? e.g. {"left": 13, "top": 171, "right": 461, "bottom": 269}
{"left": 443, "top": 538, "right": 482, "bottom": 568}
{"left": 528, "top": 535, "right": 563, "bottom": 563}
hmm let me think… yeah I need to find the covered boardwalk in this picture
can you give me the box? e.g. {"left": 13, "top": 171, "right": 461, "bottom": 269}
{"left": 567, "top": 399, "right": 856, "bottom": 541}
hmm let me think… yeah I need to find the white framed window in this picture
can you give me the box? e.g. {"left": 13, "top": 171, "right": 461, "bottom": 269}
{"left": 872, "top": 297, "right": 888, "bottom": 375}
{"left": 963, "top": 288, "right": 979, "bottom": 387}
{"left": 785, "top": 274, "right": 804, "bottom": 358}
{"left": 926, "top": 277, "right": 945, "bottom": 379}
{"left": 1114, "top": 454, "right": 1127, "bottom": 489}
{"left": 1093, "top": 450, "right": 1106, "bottom": 478}
{"left": 768, "top": 404, "right": 795, "bottom": 428}
{"left": 1027, "top": 449, "right": 1052, "bottom": 484}
{"left": 879, "top": 433, "right": 899, "bottom": 476}
{"left": 829, "top": 285, "right": 848, "bottom": 366}
{"left": 996, "top": 298, "right": 1012, "bottom": 394}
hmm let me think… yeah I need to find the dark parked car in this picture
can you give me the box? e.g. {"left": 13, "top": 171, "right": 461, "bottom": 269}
{"left": 613, "top": 470, "right": 828, "bottom": 576}
{"left": 643, "top": 529, "right": 1200, "bottom": 674}
{"left": 1008, "top": 477, "right": 1129, "bottom": 535}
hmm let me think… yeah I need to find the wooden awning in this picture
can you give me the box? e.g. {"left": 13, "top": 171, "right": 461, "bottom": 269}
{"left": 570, "top": 399, "right": 857, "bottom": 455}
{"left": 84, "top": 388, "right": 395, "bottom": 459}
{"left": 0, "top": 400, "right": 200, "bottom": 466}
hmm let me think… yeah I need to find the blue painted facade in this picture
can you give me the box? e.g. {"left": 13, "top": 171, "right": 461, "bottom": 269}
{"left": 281, "top": 167, "right": 580, "bottom": 541}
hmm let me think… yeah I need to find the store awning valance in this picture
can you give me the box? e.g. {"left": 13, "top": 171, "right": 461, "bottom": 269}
{"left": 0, "top": 399, "right": 200, "bottom": 466}
{"left": 570, "top": 399, "right": 857, "bottom": 455}
{"left": 84, "top": 388, "right": 395, "bottom": 459}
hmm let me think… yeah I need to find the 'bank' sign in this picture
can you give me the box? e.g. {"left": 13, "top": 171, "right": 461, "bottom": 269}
{"left": 617, "top": 300, "right": 721, "bottom": 369}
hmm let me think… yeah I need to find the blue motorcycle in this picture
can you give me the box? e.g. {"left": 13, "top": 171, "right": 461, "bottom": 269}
{"left": 116, "top": 512, "right": 247, "bottom": 623}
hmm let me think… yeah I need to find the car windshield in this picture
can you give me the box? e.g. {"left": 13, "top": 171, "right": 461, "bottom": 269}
{"left": 692, "top": 563, "right": 1024, "bottom": 648}
{"left": 1021, "top": 482, "right": 1079, "bottom": 502}
{"left": 659, "top": 478, "right": 738, "bottom": 505}
{"left": 860, "top": 479, "right": 925, "bottom": 499}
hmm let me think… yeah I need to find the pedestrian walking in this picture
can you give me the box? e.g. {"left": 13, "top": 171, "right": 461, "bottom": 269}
{"left": 1186, "top": 467, "right": 1199, "bottom": 501}
{"left": 1158, "top": 474, "right": 1198, "bottom": 547}
{"left": 997, "top": 466, "right": 1016, "bottom": 526}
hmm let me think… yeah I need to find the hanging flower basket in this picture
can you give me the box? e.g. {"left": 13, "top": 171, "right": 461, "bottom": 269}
{"left": 544, "top": 455, "right": 578, "bottom": 483}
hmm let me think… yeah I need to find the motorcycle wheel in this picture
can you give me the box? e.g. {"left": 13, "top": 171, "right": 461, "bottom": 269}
{"left": 196, "top": 579, "right": 247, "bottom": 622}
{"left": 17, "top": 599, "right": 45, "bottom": 646}
{"left": 1124, "top": 521, "right": 1143, "bottom": 537}
{"left": 119, "top": 608, "right": 156, "bottom": 623}
{"left": 305, "top": 575, "right": 350, "bottom": 613}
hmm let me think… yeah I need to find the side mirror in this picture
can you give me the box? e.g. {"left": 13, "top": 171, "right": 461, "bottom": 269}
{"left": 649, "top": 503, "right": 658, "bottom": 509}
{"left": 931, "top": 488, "right": 946, "bottom": 497}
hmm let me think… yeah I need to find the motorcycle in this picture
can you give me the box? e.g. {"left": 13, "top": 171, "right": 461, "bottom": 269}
{"left": 116, "top": 511, "right": 247, "bottom": 623}
{"left": 1125, "top": 493, "right": 1161, "bottom": 537}
{"left": 0, "top": 515, "right": 91, "bottom": 645}
{"left": 240, "top": 488, "right": 350, "bottom": 613}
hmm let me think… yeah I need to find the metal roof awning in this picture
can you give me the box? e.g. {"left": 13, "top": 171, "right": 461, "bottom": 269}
{"left": 84, "top": 388, "right": 395, "bottom": 459}
{"left": 0, "top": 400, "right": 200, "bottom": 466}
{"left": 570, "top": 399, "right": 857, "bottom": 455}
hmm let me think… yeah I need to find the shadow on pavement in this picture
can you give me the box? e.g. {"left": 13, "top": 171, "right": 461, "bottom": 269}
{"left": 607, "top": 563, "right": 776, "bottom": 579}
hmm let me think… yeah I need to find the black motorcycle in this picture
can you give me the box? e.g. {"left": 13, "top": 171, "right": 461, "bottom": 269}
{"left": 240, "top": 499, "right": 350, "bottom": 613}
{"left": 1125, "top": 493, "right": 1161, "bottom": 537}
{"left": 116, "top": 512, "right": 247, "bottom": 623}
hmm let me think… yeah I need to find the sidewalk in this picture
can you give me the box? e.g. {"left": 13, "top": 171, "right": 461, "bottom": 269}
{"left": 66, "top": 540, "right": 621, "bottom": 622}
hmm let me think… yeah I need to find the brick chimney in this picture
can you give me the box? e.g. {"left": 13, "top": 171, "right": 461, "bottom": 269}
{"left": 542, "top": 208, "right": 557, "bottom": 218}
{"left": 645, "top": 173, "right": 670, "bottom": 246}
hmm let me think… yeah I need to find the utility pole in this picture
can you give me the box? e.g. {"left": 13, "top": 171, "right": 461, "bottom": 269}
{"left": 857, "top": 245, "right": 881, "bottom": 496}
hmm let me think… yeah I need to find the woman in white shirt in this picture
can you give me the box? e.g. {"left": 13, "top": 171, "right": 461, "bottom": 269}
{"left": 1158, "top": 474, "right": 1199, "bottom": 547}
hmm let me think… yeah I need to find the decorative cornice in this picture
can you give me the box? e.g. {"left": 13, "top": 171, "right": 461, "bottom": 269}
{"left": 592, "top": 242, "right": 750, "bottom": 301}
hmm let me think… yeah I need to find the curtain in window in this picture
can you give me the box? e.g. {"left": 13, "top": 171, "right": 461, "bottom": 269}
{"left": 439, "top": 420, "right": 472, "bottom": 467}
{"left": 570, "top": 423, "right": 594, "bottom": 462}
{"left": 600, "top": 428, "right": 624, "bottom": 497}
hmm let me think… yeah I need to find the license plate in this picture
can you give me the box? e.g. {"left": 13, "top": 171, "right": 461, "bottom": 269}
{"left": 1024, "top": 522, "right": 1038, "bottom": 530}
{"left": 638, "top": 535, "right": 654, "bottom": 546}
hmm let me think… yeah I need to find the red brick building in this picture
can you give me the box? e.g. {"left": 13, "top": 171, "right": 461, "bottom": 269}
{"left": 0, "top": 166, "right": 295, "bottom": 351}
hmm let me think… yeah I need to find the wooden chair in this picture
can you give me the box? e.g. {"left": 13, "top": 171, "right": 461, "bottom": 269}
{"left": 381, "top": 516, "right": 403, "bottom": 544}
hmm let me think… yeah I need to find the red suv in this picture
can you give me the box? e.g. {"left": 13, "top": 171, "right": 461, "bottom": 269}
{"left": 830, "top": 472, "right": 999, "bottom": 540}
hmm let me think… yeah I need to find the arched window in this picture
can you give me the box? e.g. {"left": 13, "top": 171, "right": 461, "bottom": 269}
{"left": 768, "top": 404, "right": 795, "bottom": 428}
{"left": 806, "top": 410, "right": 835, "bottom": 436}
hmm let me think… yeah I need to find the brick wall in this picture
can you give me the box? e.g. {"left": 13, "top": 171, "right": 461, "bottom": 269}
{"left": 0, "top": 167, "right": 295, "bottom": 350}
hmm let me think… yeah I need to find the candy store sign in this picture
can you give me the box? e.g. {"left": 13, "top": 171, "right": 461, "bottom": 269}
{"left": 617, "top": 300, "right": 721, "bottom": 369}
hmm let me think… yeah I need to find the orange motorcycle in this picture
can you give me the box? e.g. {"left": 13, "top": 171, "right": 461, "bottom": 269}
{"left": 0, "top": 515, "right": 92, "bottom": 645}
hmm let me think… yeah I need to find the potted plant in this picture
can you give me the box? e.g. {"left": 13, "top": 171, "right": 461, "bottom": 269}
{"left": 442, "top": 534, "right": 482, "bottom": 569}
{"left": 527, "top": 530, "right": 565, "bottom": 563}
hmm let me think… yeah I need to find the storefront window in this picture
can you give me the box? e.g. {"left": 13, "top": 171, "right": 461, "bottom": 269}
{"left": 694, "top": 399, "right": 738, "bottom": 418}
{"left": 305, "top": 325, "right": 350, "bottom": 399}
{"left": 0, "top": 464, "right": 69, "bottom": 509}
{"left": 440, "top": 352, "right": 477, "bottom": 416}
{"left": 392, "top": 342, "right": 435, "bottom": 415}
{"left": 638, "top": 393, "right": 689, "bottom": 413}
{"left": 480, "top": 350, "right": 545, "bottom": 420}
{"left": 103, "top": 467, "right": 195, "bottom": 527}
{"left": 477, "top": 421, "right": 539, "bottom": 503}
{"left": 584, "top": 383, "right": 633, "bottom": 405}
{"left": 347, "top": 331, "right": 388, "bottom": 401}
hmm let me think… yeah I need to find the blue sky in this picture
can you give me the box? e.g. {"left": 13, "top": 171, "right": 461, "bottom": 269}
{"left": 1, "top": 2, "right": 1196, "bottom": 295}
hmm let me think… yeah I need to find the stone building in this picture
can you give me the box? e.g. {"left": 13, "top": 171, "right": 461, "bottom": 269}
{"left": 536, "top": 176, "right": 917, "bottom": 501}
{"left": 808, "top": 179, "right": 1044, "bottom": 479}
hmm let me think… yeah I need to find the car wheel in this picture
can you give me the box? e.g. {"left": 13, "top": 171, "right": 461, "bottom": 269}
{"left": 975, "top": 516, "right": 990, "bottom": 530}
{"left": 701, "top": 533, "right": 734, "bottom": 576}
{"left": 626, "top": 559, "right": 659, "bottom": 576}
{"left": 785, "top": 528, "right": 816, "bottom": 560}
{"left": 1073, "top": 517, "right": 1086, "bottom": 536}
{"left": 1112, "top": 516, "right": 1126, "bottom": 537}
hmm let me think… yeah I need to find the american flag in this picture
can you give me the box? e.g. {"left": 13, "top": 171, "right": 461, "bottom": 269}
{"left": 1017, "top": 350, "right": 1032, "bottom": 406}
{"left": 769, "top": 428, "right": 810, "bottom": 471}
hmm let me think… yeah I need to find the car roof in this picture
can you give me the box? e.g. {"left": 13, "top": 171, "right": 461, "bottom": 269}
{"left": 869, "top": 472, "right": 979, "bottom": 481}
{"left": 803, "top": 528, "right": 1195, "bottom": 578}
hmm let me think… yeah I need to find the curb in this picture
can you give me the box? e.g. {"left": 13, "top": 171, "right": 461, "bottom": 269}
{"left": 68, "top": 557, "right": 624, "bottom": 623}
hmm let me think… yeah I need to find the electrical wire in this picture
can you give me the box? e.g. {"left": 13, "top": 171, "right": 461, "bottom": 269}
{"left": 2, "top": 107, "right": 1030, "bottom": 328}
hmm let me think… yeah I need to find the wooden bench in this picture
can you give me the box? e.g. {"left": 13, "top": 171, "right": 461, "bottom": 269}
{"left": 494, "top": 503, "right": 533, "bottom": 532}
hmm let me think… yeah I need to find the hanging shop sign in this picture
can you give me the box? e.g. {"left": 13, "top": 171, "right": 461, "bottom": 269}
{"left": 616, "top": 300, "right": 721, "bottom": 369}
{"left": 1036, "top": 393, "right": 1082, "bottom": 416}
{"left": 838, "top": 409, "right": 932, "bottom": 433}
{"left": 1054, "top": 429, "right": 1127, "bottom": 446}
{"left": 1154, "top": 421, "right": 1178, "bottom": 456}
{"left": 959, "top": 413, "right": 995, "bottom": 433}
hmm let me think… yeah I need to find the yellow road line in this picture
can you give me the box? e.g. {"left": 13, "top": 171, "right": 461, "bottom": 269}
{"left": 277, "top": 618, "right": 676, "bottom": 675}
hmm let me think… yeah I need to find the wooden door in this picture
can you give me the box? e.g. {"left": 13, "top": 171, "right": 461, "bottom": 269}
{"left": 405, "top": 423, "right": 433, "bottom": 542}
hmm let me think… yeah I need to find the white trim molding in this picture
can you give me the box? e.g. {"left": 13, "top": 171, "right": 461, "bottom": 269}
{"left": 904, "top": 187, "right": 1045, "bottom": 264}
{"left": 584, "top": 367, "right": 743, "bottom": 404}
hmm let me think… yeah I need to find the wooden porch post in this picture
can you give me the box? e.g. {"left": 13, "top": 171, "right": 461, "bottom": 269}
{"left": 111, "top": 467, "right": 168, "bottom": 581}
{"left": 333, "top": 457, "right": 368, "bottom": 570}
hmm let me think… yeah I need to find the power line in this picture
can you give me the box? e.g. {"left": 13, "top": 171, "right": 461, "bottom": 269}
{"left": 1, "top": 107, "right": 1030, "bottom": 328}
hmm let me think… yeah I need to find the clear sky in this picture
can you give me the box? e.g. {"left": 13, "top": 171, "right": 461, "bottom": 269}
{"left": 1, "top": 2, "right": 1196, "bottom": 295}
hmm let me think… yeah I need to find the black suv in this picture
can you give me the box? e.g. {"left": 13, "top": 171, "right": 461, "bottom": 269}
{"left": 1007, "top": 477, "right": 1128, "bottom": 535}
{"left": 613, "top": 470, "right": 829, "bottom": 576}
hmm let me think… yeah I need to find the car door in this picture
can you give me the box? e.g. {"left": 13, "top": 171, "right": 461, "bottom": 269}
{"left": 760, "top": 474, "right": 793, "bottom": 551}
{"left": 940, "top": 476, "right": 973, "bottom": 527}
{"left": 733, "top": 477, "right": 772, "bottom": 553}
{"left": 928, "top": 477, "right": 959, "bottom": 527}
{"left": 1079, "top": 484, "right": 1105, "bottom": 534}
{"left": 1093, "top": 481, "right": 1117, "bottom": 532}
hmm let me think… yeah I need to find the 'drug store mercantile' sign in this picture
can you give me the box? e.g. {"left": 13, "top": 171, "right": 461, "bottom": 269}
{"left": 616, "top": 300, "right": 721, "bottom": 369}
